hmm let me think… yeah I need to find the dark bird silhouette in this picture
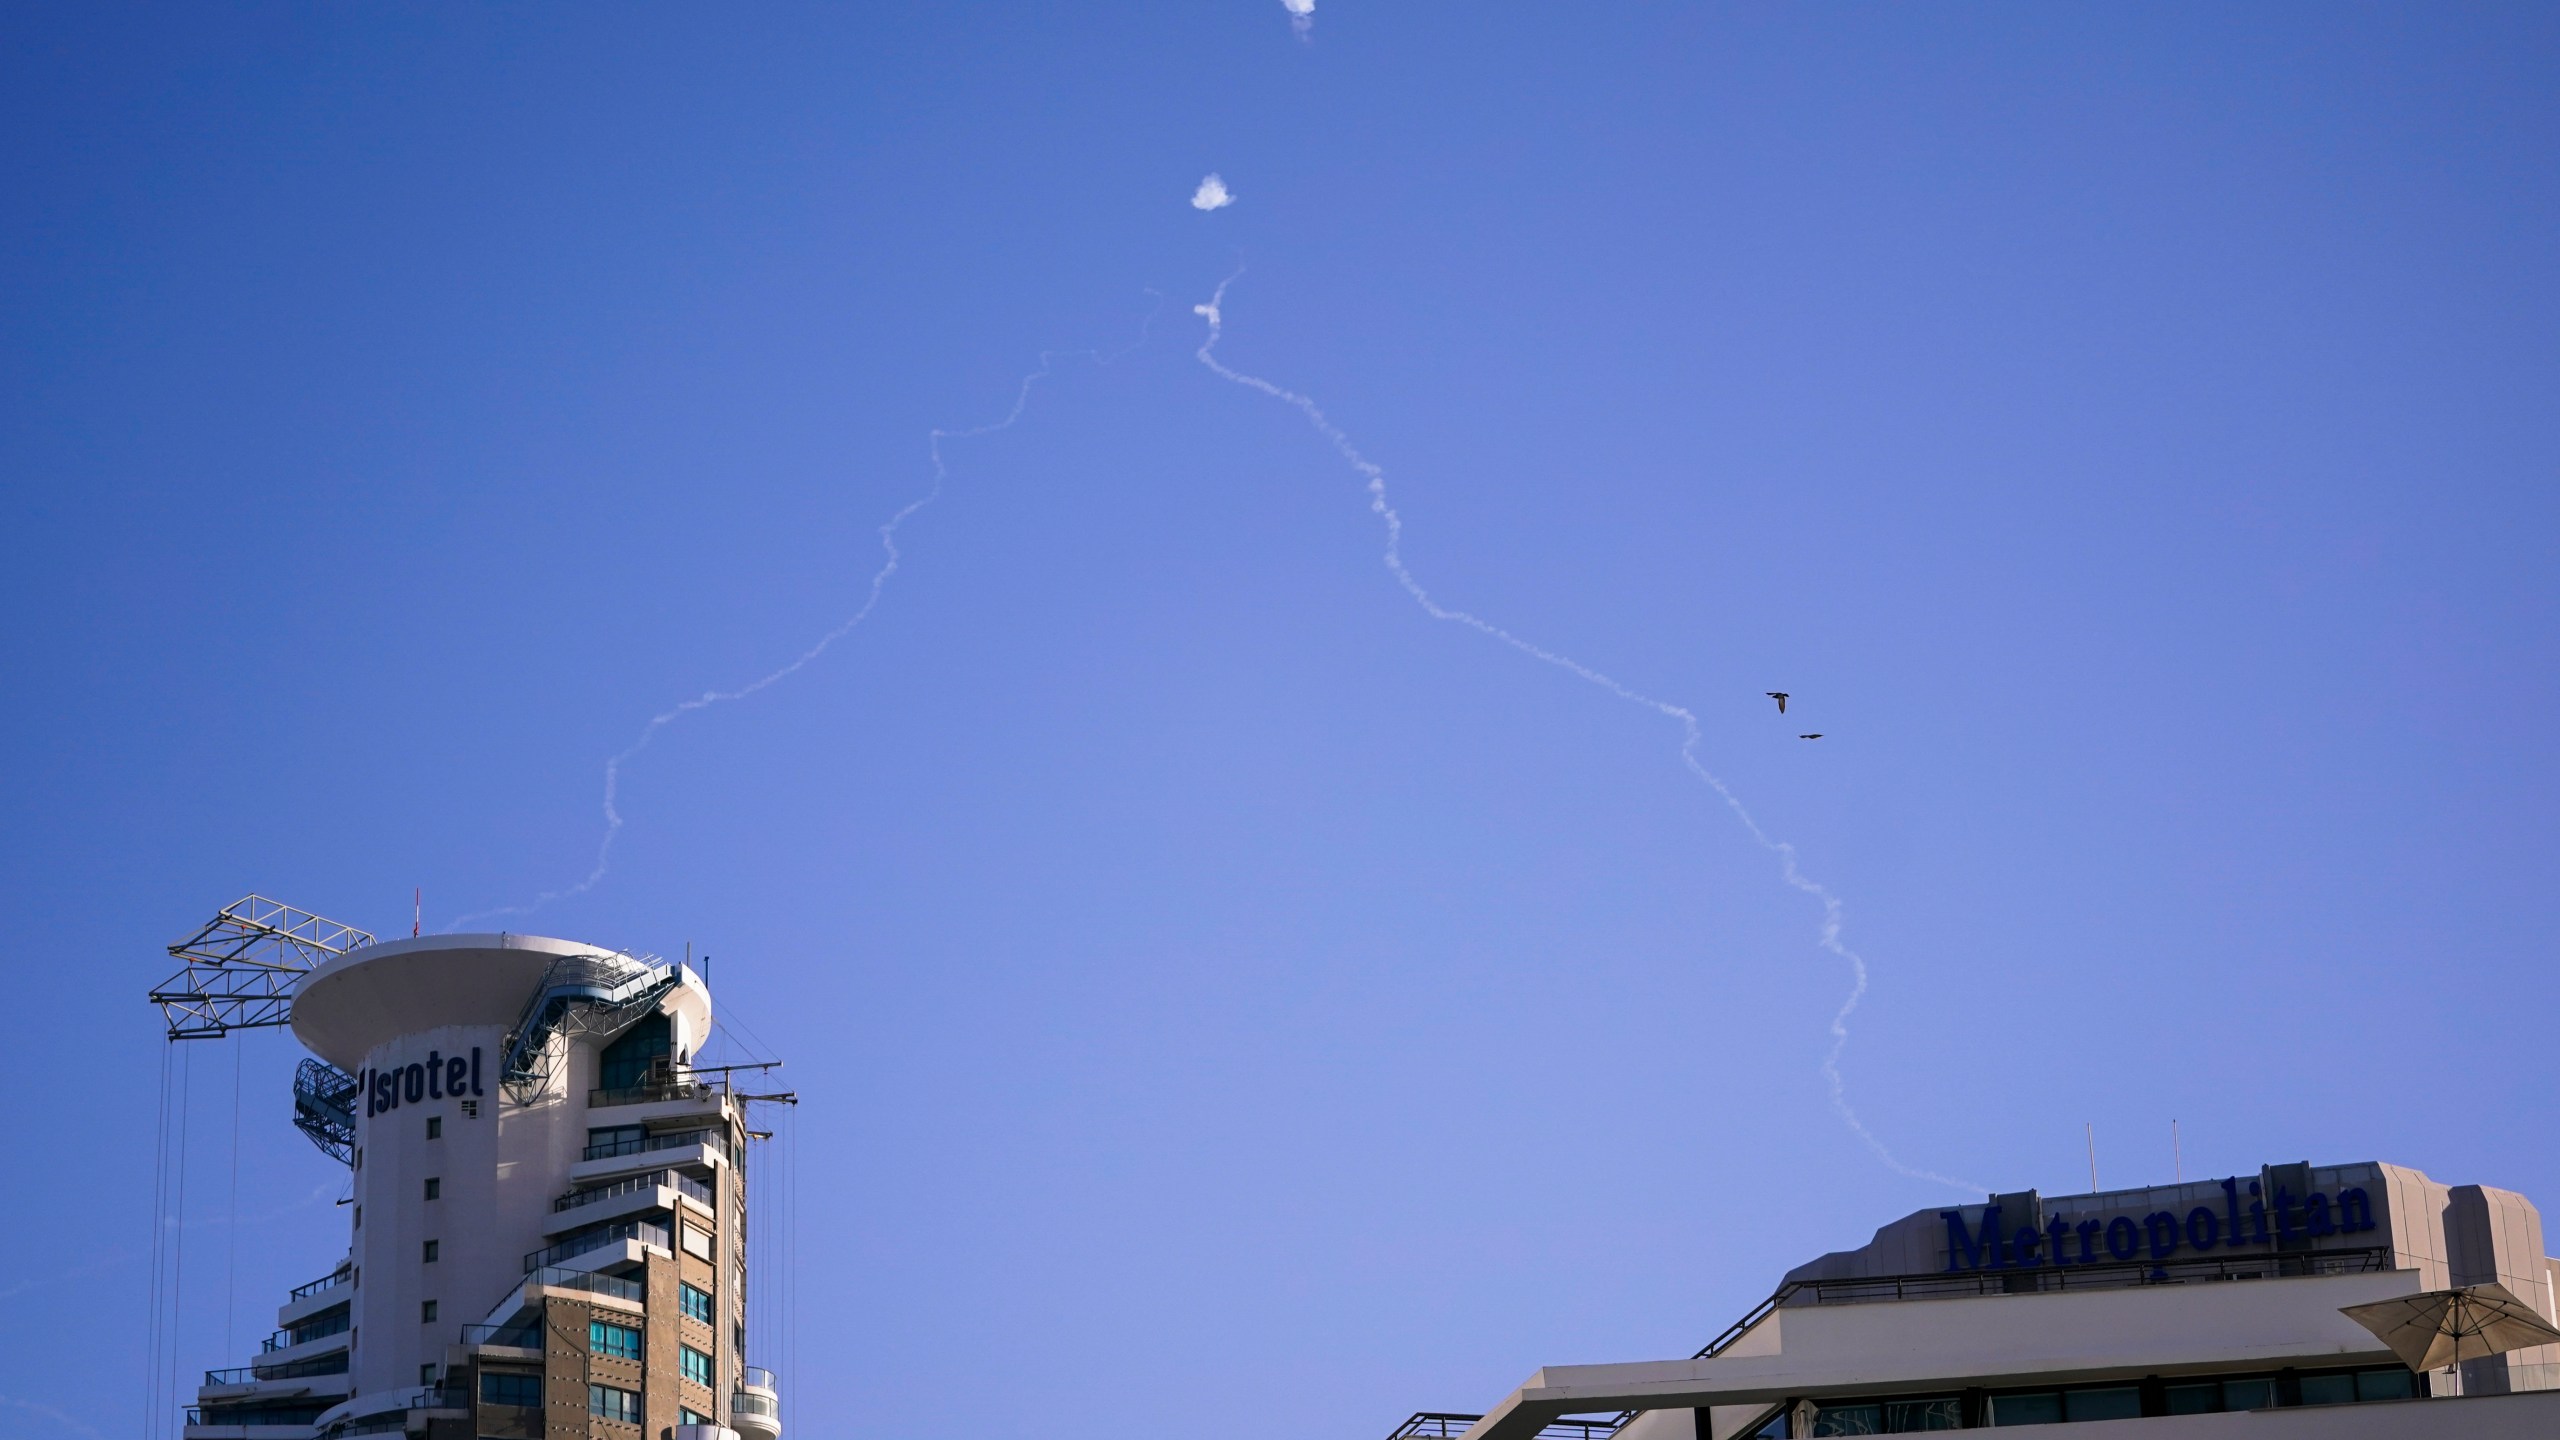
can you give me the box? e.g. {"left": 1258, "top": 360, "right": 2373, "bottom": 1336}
{"left": 1767, "top": 691, "right": 1789, "bottom": 714}
{"left": 1799, "top": 733, "right": 1824, "bottom": 740}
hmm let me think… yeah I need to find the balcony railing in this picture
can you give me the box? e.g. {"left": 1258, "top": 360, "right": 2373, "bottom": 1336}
{"left": 555, "top": 1167, "right": 715, "bottom": 1213}
{"left": 525, "top": 1218, "right": 670, "bottom": 1272}
{"left": 733, "top": 1391, "right": 780, "bottom": 1418}
{"left": 262, "top": 1307, "right": 351, "bottom": 1352}
{"left": 288, "top": 1266, "right": 352, "bottom": 1301}
{"left": 524, "top": 1263, "right": 646, "bottom": 1304}
{"left": 743, "top": 1367, "right": 778, "bottom": 1390}
{"left": 185, "top": 1402, "right": 336, "bottom": 1428}
{"left": 590, "top": 1077, "right": 720, "bottom": 1108}
{"left": 582, "top": 1127, "right": 729, "bottom": 1162}
{"left": 204, "top": 1353, "right": 351, "bottom": 1387}
{"left": 460, "top": 1320, "right": 543, "bottom": 1350}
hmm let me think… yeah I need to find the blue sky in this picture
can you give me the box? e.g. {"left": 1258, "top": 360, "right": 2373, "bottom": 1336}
{"left": 5, "top": 4, "right": 2558, "bottom": 1437}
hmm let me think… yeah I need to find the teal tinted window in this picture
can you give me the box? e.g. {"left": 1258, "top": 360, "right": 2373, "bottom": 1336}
{"left": 682, "top": 1410, "right": 712, "bottom": 1427}
{"left": 681, "top": 1344, "right": 714, "bottom": 1386}
{"left": 680, "top": 1282, "right": 715, "bottom": 1324}
{"left": 1988, "top": 1391, "right": 2061, "bottom": 1425}
{"left": 599, "top": 1013, "right": 673, "bottom": 1090}
{"left": 481, "top": 1373, "right": 541, "bottom": 1407}
{"left": 2064, "top": 1389, "right": 2140, "bottom": 1422}
{"left": 590, "top": 1320, "right": 641, "bottom": 1360}
{"left": 589, "top": 1384, "right": 640, "bottom": 1422}
{"left": 2163, "top": 1383, "right": 2219, "bottom": 1415}
{"left": 2358, "top": 1369, "right": 2414, "bottom": 1401}
{"left": 2299, "top": 1373, "right": 2356, "bottom": 1406}
{"left": 2223, "top": 1379, "right": 2276, "bottom": 1411}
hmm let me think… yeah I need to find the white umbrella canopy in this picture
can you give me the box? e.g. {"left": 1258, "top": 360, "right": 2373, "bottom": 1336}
{"left": 2340, "top": 1283, "right": 2560, "bottom": 1374}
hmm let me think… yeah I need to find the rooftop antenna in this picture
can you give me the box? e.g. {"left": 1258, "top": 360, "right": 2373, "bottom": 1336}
{"left": 413, "top": 887, "right": 422, "bottom": 939}
{"left": 2173, "top": 1119, "right": 2183, "bottom": 1183}
{"left": 2086, "top": 1123, "right": 2099, "bottom": 1193}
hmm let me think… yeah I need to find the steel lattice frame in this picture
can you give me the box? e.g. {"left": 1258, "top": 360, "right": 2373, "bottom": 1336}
{"left": 150, "top": 894, "right": 374, "bottom": 1040}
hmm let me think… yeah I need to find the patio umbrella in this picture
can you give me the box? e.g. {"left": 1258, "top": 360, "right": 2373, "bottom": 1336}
{"left": 2340, "top": 1283, "right": 2560, "bottom": 1374}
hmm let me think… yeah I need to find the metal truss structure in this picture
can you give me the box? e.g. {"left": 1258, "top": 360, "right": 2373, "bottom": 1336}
{"left": 150, "top": 895, "right": 375, "bottom": 1041}
{"left": 292, "top": 1057, "right": 363, "bottom": 1164}
{"left": 497, "top": 952, "right": 681, "bottom": 1103}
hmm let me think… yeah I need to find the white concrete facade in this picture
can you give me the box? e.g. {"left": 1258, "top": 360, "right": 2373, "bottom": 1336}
{"left": 1408, "top": 1160, "right": 2560, "bottom": 1438}
{"left": 183, "top": 933, "right": 778, "bottom": 1440}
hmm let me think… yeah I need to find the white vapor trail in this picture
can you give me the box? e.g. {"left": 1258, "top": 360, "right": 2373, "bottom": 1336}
{"left": 1190, "top": 272, "right": 1979, "bottom": 1195}
{"left": 451, "top": 305, "right": 1160, "bottom": 932}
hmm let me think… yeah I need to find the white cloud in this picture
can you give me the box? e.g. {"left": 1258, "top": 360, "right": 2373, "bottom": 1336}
{"left": 1281, "top": 0, "right": 1313, "bottom": 39}
{"left": 1190, "top": 173, "right": 1235, "bottom": 211}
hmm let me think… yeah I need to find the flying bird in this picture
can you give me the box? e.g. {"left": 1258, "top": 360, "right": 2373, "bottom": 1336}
{"left": 1767, "top": 692, "right": 1789, "bottom": 714}
{"left": 1799, "top": 733, "right": 1824, "bottom": 740}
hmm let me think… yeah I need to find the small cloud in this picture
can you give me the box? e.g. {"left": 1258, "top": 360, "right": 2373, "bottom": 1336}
{"left": 1191, "top": 173, "right": 1235, "bottom": 211}
{"left": 1281, "top": 0, "right": 1314, "bottom": 39}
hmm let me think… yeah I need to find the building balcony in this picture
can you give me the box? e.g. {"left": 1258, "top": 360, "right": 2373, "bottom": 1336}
{"left": 275, "top": 1266, "right": 351, "bottom": 1328}
{"left": 524, "top": 1217, "right": 671, "bottom": 1272}
{"left": 732, "top": 1369, "right": 782, "bottom": 1440}
{"left": 569, "top": 1127, "right": 729, "bottom": 1185}
{"left": 198, "top": 1358, "right": 353, "bottom": 1407}
{"left": 543, "top": 1171, "right": 711, "bottom": 1236}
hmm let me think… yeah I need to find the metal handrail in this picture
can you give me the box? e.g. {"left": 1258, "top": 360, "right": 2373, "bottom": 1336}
{"left": 525, "top": 1218, "right": 670, "bottom": 1271}
{"left": 1387, "top": 1415, "right": 1624, "bottom": 1440}
{"left": 591, "top": 1078, "right": 721, "bottom": 1108}
{"left": 583, "top": 1127, "right": 729, "bottom": 1162}
{"left": 556, "top": 1167, "right": 715, "bottom": 1212}
{"left": 1746, "top": 1244, "right": 2398, "bottom": 1331}
{"left": 263, "top": 1307, "right": 352, "bottom": 1352}
{"left": 460, "top": 1321, "right": 543, "bottom": 1350}
{"left": 732, "top": 1390, "right": 780, "bottom": 1417}
{"left": 288, "top": 1266, "right": 353, "bottom": 1301}
{"left": 204, "top": 1353, "right": 351, "bottom": 1386}
{"left": 525, "top": 1264, "right": 646, "bottom": 1303}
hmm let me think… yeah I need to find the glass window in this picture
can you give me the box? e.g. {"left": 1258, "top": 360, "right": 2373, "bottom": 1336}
{"left": 420, "top": 1301, "right": 437, "bottom": 1323}
{"left": 1808, "top": 1403, "right": 1880, "bottom": 1435}
{"left": 682, "top": 1223, "right": 714, "bottom": 1261}
{"left": 682, "top": 1409, "right": 712, "bottom": 1427}
{"left": 426, "top": 1116, "right": 441, "bottom": 1139}
{"left": 680, "top": 1282, "right": 715, "bottom": 1324}
{"left": 1882, "top": 1399, "right": 1959, "bottom": 1431}
{"left": 424, "top": 1177, "right": 440, "bottom": 1200}
{"left": 2163, "top": 1383, "right": 2220, "bottom": 1415}
{"left": 599, "top": 1013, "right": 674, "bottom": 1091}
{"left": 2357, "top": 1368, "right": 2415, "bottom": 1401}
{"left": 481, "top": 1372, "right": 541, "bottom": 1407}
{"left": 589, "top": 1383, "right": 641, "bottom": 1423}
{"left": 2222, "top": 1379, "right": 2276, "bottom": 1411}
{"left": 1987, "top": 1392, "right": 2061, "bottom": 1425}
{"left": 2298, "top": 1373, "right": 2356, "bottom": 1407}
{"left": 590, "top": 1320, "right": 642, "bottom": 1360}
{"left": 422, "top": 1240, "right": 438, "bottom": 1263}
{"left": 2063, "top": 1389, "right": 2139, "bottom": 1422}
{"left": 681, "top": 1344, "right": 713, "bottom": 1386}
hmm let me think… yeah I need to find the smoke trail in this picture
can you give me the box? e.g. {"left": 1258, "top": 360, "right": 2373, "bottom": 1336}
{"left": 451, "top": 302, "right": 1161, "bottom": 932}
{"left": 1191, "top": 272, "right": 1978, "bottom": 1195}
{"left": 0, "top": 1394, "right": 109, "bottom": 1440}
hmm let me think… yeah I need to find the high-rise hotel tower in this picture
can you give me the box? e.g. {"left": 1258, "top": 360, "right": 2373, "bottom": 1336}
{"left": 179, "top": 930, "right": 785, "bottom": 1440}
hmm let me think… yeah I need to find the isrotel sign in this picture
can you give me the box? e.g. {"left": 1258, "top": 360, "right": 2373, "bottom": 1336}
{"left": 362, "top": 1047, "right": 486, "bottom": 1117}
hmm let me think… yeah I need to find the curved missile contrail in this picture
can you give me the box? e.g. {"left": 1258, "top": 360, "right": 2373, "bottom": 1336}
{"left": 451, "top": 305, "right": 1160, "bottom": 932}
{"left": 1190, "top": 271, "right": 1976, "bottom": 1194}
